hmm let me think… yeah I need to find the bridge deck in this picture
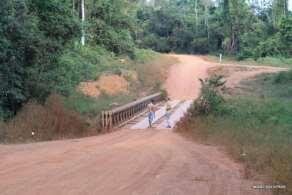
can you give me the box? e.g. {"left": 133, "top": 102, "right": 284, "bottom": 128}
{"left": 125, "top": 100, "right": 193, "bottom": 130}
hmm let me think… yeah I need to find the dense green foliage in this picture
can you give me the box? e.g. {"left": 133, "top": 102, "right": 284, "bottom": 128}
{"left": 0, "top": 0, "right": 139, "bottom": 119}
{"left": 86, "top": 0, "right": 136, "bottom": 54}
{"left": 0, "top": 0, "right": 81, "bottom": 119}
{"left": 137, "top": 0, "right": 292, "bottom": 58}
{"left": 64, "top": 92, "right": 136, "bottom": 117}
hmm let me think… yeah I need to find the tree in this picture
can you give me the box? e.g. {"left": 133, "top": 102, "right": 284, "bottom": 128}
{"left": 0, "top": 0, "right": 80, "bottom": 118}
{"left": 279, "top": 15, "right": 292, "bottom": 55}
{"left": 87, "top": 0, "right": 136, "bottom": 54}
{"left": 0, "top": 0, "right": 31, "bottom": 116}
{"left": 272, "top": 0, "right": 288, "bottom": 26}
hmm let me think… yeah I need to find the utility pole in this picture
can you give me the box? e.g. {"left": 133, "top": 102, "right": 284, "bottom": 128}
{"left": 81, "top": 0, "right": 85, "bottom": 46}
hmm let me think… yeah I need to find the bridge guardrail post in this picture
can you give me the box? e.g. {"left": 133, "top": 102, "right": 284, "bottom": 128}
{"left": 101, "top": 92, "right": 163, "bottom": 131}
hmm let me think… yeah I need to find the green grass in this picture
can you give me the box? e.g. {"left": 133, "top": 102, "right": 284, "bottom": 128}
{"left": 59, "top": 47, "right": 163, "bottom": 117}
{"left": 61, "top": 48, "right": 169, "bottom": 118}
{"left": 56, "top": 46, "right": 159, "bottom": 96}
{"left": 132, "top": 48, "right": 158, "bottom": 63}
{"left": 63, "top": 92, "right": 136, "bottom": 118}
{"left": 177, "top": 72, "right": 292, "bottom": 194}
{"left": 207, "top": 55, "right": 292, "bottom": 68}
{"left": 256, "top": 57, "right": 292, "bottom": 67}
{"left": 241, "top": 70, "right": 292, "bottom": 100}
{"left": 62, "top": 50, "right": 172, "bottom": 118}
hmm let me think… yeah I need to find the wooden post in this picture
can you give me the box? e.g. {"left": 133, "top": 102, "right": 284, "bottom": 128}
{"left": 113, "top": 114, "right": 116, "bottom": 126}
{"left": 104, "top": 111, "right": 107, "bottom": 129}
{"left": 109, "top": 112, "right": 113, "bottom": 130}
{"left": 106, "top": 112, "right": 109, "bottom": 129}
{"left": 101, "top": 111, "right": 104, "bottom": 129}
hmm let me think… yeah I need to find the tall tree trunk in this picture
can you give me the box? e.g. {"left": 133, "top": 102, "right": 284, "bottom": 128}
{"left": 203, "top": 0, "right": 212, "bottom": 47}
{"left": 272, "top": 0, "right": 288, "bottom": 26}
{"left": 81, "top": 0, "right": 85, "bottom": 45}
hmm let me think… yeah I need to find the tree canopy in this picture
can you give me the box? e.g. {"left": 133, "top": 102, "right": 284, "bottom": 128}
{"left": 137, "top": 0, "right": 291, "bottom": 57}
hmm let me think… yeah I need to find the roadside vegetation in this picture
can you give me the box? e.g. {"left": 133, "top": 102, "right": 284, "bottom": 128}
{"left": 207, "top": 55, "right": 292, "bottom": 68}
{"left": 177, "top": 72, "right": 292, "bottom": 194}
{"left": 63, "top": 49, "right": 176, "bottom": 117}
{"left": 0, "top": 49, "right": 176, "bottom": 143}
{"left": 0, "top": 0, "right": 176, "bottom": 143}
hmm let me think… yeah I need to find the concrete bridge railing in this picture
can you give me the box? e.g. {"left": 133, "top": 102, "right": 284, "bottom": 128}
{"left": 101, "top": 93, "right": 163, "bottom": 130}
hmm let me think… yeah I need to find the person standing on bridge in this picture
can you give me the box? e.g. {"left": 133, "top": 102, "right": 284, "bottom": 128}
{"left": 147, "top": 100, "right": 156, "bottom": 128}
{"left": 165, "top": 98, "right": 172, "bottom": 128}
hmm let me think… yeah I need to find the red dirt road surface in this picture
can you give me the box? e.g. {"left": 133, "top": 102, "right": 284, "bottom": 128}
{"left": 0, "top": 55, "right": 273, "bottom": 195}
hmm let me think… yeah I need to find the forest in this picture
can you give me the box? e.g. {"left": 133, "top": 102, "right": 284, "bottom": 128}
{"left": 0, "top": 0, "right": 291, "bottom": 120}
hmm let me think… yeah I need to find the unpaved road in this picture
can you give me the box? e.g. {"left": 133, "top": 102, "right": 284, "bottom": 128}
{"left": 164, "top": 55, "right": 213, "bottom": 100}
{"left": 0, "top": 55, "right": 278, "bottom": 195}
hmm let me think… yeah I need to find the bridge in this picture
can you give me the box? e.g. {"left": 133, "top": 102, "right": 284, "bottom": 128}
{"left": 101, "top": 93, "right": 193, "bottom": 131}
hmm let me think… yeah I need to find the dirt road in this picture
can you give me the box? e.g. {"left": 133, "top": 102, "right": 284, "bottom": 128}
{"left": 164, "top": 55, "right": 214, "bottom": 100}
{"left": 0, "top": 55, "right": 275, "bottom": 195}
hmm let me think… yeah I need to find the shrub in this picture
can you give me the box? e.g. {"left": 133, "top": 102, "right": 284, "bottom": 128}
{"left": 97, "top": 27, "right": 135, "bottom": 54}
{"left": 63, "top": 92, "right": 135, "bottom": 117}
{"left": 254, "top": 35, "right": 282, "bottom": 58}
{"left": 3, "top": 94, "right": 89, "bottom": 143}
{"left": 190, "top": 37, "right": 209, "bottom": 54}
{"left": 55, "top": 45, "right": 112, "bottom": 96}
{"left": 192, "top": 75, "right": 226, "bottom": 115}
{"left": 142, "top": 35, "right": 171, "bottom": 53}
{"left": 132, "top": 49, "right": 158, "bottom": 63}
{"left": 273, "top": 70, "right": 292, "bottom": 84}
